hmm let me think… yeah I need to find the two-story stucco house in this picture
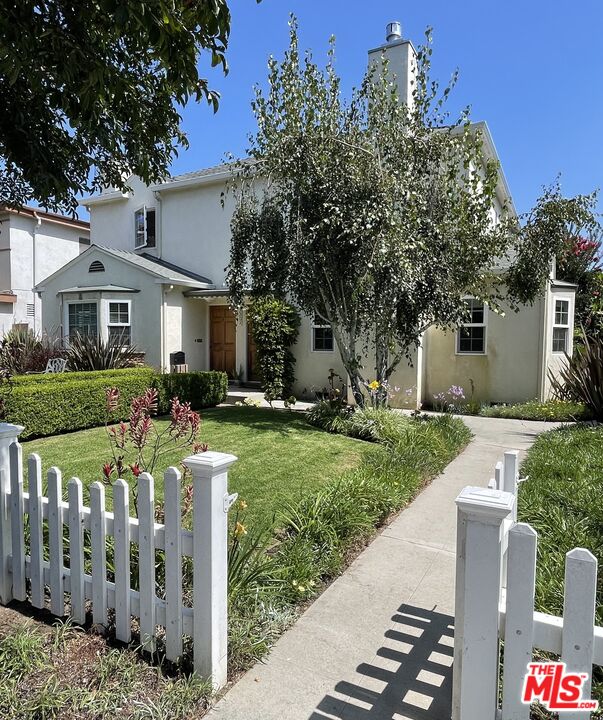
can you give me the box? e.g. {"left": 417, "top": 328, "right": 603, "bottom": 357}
{"left": 36, "top": 25, "right": 575, "bottom": 406}
{"left": 0, "top": 206, "right": 90, "bottom": 337}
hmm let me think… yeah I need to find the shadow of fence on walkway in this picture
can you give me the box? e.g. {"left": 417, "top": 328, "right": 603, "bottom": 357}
{"left": 309, "top": 604, "right": 454, "bottom": 720}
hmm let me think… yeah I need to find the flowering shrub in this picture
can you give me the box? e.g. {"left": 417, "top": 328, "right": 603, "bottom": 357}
{"left": 433, "top": 385, "right": 466, "bottom": 413}
{"left": 103, "top": 387, "right": 204, "bottom": 509}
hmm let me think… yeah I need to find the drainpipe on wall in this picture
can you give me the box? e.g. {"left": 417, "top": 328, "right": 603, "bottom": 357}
{"left": 153, "top": 190, "right": 162, "bottom": 259}
{"left": 161, "top": 284, "right": 174, "bottom": 373}
{"left": 32, "top": 211, "right": 42, "bottom": 333}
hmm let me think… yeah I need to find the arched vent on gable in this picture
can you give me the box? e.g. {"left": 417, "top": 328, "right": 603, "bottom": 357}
{"left": 89, "top": 260, "right": 105, "bottom": 273}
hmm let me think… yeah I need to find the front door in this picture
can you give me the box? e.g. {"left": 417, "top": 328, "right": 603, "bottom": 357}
{"left": 210, "top": 306, "right": 236, "bottom": 378}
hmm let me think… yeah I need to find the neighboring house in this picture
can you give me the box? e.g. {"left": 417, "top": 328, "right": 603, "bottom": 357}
{"left": 0, "top": 206, "right": 90, "bottom": 337}
{"left": 36, "top": 24, "right": 575, "bottom": 406}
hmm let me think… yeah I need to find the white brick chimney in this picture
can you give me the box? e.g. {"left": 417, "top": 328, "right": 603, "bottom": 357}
{"left": 368, "top": 22, "right": 417, "bottom": 108}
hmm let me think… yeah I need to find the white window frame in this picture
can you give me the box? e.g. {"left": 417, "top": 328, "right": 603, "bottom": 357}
{"left": 552, "top": 297, "right": 571, "bottom": 355}
{"left": 311, "top": 313, "right": 334, "bottom": 353}
{"left": 106, "top": 299, "right": 132, "bottom": 346}
{"left": 134, "top": 206, "right": 155, "bottom": 249}
{"left": 456, "top": 297, "right": 488, "bottom": 355}
{"left": 66, "top": 300, "right": 99, "bottom": 339}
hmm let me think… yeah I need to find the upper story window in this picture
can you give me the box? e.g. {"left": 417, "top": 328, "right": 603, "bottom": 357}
{"left": 312, "top": 312, "right": 334, "bottom": 352}
{"left": 552, "top": 299, "right": 570, "bottom": 354}
{"left": 457, "top": 299, "right": 487, "bottom": 354}
{"left": 134, "top": 206, "right": 156, "bottom": 249}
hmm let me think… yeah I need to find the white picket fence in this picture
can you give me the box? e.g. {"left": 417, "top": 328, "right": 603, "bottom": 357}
{"left": 0, "top": 422, "right": 238, "bottom": 689}
{"left": 453, "top": 450, "right": 603, "bottom": 720}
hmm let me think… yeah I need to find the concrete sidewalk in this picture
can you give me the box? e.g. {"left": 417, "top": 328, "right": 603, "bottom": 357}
{"left": 207, "top": 416, "right": 558, "bottom": 720}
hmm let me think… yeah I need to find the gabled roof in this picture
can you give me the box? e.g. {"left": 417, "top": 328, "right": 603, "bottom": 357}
{"left": 35, "top": 245, "right": 215, "bottom": 291}
{"left": 0, "top": 204, "right": 90, "bottom": 230}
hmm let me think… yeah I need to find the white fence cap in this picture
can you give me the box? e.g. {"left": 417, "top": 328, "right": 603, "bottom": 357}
{"left": 0, "top": 423, "right": 24, "bottom": 440}
{"left": 182, "top": 451, "right": 238, "bottom": 478}
{"left": 455, "top": 486, "right": 515, "bottom": 522}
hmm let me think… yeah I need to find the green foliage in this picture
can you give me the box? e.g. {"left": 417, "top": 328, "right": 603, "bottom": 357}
{"left": 0, "top": 326, "right": 62, "bottom": 374}
{"left": 306, "top": 398, "right": 353, "bottom": 434}
{"left": 0, "top": 368, "right": 227, "bottom": 439}
{"left": 519, "top": 426, "right": 603, "bottom": 708}
{"left": 0, "top": 0, "right": 234, "bottom": 213}
{"left": 0, "top": 368, "right": 155, "bottom": 439}
{"left": 507, "top": 182, "right": 600, "bottom": 306}
{"left": 247, "top": 295, "right": 300, "bottom": 402}
{"left": 556, "top": 233, "right": 603, "bottom": 336}
{"left": 65, "top": 332, "right": 142, "bottom": 370}
{"left": 152, "top": 371, "right": 228, "bottom": 412}
{"left": 480, "top": 399, "right": 590, "bottom": 422}
{"left": 549, "top": 331, "right": 603, "bottom": 420}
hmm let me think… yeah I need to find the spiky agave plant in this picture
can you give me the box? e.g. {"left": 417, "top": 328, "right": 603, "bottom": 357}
{"left": 549, "top": 330, "right": 603, "bottom": 420}
{"left": 65, "top": 332, "right": 140, "bottom": 370}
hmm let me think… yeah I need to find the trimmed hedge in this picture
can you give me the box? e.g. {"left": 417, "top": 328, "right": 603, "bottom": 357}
{"left": 8, "top": 368, "right": 154, "bottom": 386}
{"left": 0, "top": 369, "right": 228, "bottom": 439}
{"left": 153, "top": 371, "right": 228, "bottom": 413}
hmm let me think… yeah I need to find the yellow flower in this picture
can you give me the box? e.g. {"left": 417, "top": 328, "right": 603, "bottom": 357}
{"left": 239, "top": 500, "right": 248, "bottom": 510}
{"left": 368, "top": 380, "right": 380, "bottom": 391}
{"left": 297, "top": 585, "right": 306, "bottom": 592}
{"left": 234, "top": 521, "right": 247, "bottom": 538}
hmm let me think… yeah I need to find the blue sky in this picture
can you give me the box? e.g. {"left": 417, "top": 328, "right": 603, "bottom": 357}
{"left": 168, "top": 0, "right": 602, "bottom": 218}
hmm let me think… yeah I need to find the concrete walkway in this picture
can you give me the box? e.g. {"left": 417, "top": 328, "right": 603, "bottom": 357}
{"left": 207, "top": 416, "right": 558, "bottom": 720}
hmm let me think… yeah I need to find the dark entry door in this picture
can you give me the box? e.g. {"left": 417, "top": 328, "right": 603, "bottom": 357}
{"left": 210, "top": 306, "right": 236, "bottom": 378}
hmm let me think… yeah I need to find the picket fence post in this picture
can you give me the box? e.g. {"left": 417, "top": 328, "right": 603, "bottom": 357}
{"left": 183, "top": 450, "right": 237, "bottom": 690}
{"left": 0, "top": 423, "right": 24, "bottom": 604}
{"left": 453, "top": 486, "right": 515, "bottom": 720}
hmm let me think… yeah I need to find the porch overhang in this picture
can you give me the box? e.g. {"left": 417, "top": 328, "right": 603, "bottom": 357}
{"left": 183, "top": 288, "right": 232, "bottom": 300}
{"left": 56, "top": 285, "right": 140, "bottom": 294}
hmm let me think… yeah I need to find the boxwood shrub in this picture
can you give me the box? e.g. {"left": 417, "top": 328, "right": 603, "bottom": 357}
{"left": 0, "top": 369, "right": 228, "bottom": 439}
{"left": 1, "top": 369, "right": 155, "bottom": 439}
{"left": 153, "top": 371, "right": 228, "bottom": 413}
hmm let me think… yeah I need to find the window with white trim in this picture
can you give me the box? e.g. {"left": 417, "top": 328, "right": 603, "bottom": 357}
{"left": 312, "top": 313, "right": 334, "bottom": 352}
{"left": 68, "top": 302, "right": 98, "bottom": 338}
{"left": 107, "top": 301, "right": 131, "bottom": 346}
{"left": 457, "top": 299, "right": 487, "bottom": 354}
{"left": 134, "top": 206, "right": 156, "bottom": 249}
{"left": 552, "top": 299, "right": 570, "bottom": 353}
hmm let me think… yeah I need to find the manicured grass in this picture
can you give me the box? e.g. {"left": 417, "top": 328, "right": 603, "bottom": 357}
{"left": 479, "top": 399, "right": 589, "bottom": 422}
{"left": 22, "top": 406, "right": 364, "bottom": 527}
{"left": 519, "top": 425, "right": 603, "bottom": 712}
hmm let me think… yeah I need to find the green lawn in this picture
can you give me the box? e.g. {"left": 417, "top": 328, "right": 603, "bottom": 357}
{"left": 519, "top": 424, "right": 603, "bottom": 714}
{"left": 22, "top": 406, "right": 364, "bottom": 528}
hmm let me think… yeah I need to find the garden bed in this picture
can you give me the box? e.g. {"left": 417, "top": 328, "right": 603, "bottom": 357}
{"left": 519, "top": 424, "right": 603, "bottom": 715}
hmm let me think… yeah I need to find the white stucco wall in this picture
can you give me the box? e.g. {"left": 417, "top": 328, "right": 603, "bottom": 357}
{"left": 0, "top": 212, "right": 88, "bottom": 336}
{"left": 38, "top": 247, "right": 163, "bottom": 367}
{"left": 422, "top": 297, "right": 545, "bottom": 405}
